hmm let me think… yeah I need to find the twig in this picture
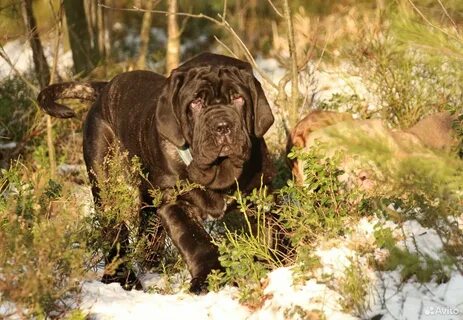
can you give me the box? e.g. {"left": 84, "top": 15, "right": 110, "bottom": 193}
{"left": 99, "top": 3, "right": 220, "bottom": 25}
{"left": 213, "top": 35, "right": 238, "bottom": 58}
{"left": 266, "top": 0, "right": 283, "bottom": 18}
{"left": 436, "top": 0, "right": 460, "bottom": 36}
{"left": 0, "top": 45, "right": 38, "bottom": 93}
{"left": 407, "top": 0, "right": 461, "bottom": 43}
{"left": 98, "top": 2, "right": 279, "bottom": 91}
{"left": 222, "top": 0, "right": 227, "bottom": 22}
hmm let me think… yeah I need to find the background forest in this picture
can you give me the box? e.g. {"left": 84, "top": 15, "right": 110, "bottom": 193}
{"left": 1, "top": 0, "right": 463, "bottom": 319}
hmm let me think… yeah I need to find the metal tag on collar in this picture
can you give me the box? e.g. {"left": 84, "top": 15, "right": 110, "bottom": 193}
{"left": 177, "top": 146, "right": 193, "bottom": 166}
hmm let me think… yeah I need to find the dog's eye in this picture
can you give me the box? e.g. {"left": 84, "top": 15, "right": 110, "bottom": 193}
{"left": 190, "top": 98, "right": 204, "bottom": 112}
{"left": 232, "top": 95, "right": 244, "bottom": 107}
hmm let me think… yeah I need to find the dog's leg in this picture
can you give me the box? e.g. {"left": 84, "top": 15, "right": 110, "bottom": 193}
{"left": 158, "top": 201, "right": 222, "bottom": 294}
{"left": 83, "top": 112, "right": 141, "bottom": 290}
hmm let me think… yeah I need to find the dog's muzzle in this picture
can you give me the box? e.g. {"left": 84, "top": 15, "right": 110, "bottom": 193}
{"left": 212, "top": 119, "right": 234, "bottom": 156}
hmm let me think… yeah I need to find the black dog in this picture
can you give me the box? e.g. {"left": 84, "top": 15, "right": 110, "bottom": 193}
{"left": 37, "top": 53, "right": 275, "bottom": 293}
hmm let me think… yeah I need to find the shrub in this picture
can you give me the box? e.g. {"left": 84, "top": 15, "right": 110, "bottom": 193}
{"left": 209, "top": 147, "right": 362, "bottom": 304}
{"left": 83, "top": 145, "right": 144, "bottom": 276}
{"left": 209, "top": 183, "right": 283, "bottom": 305}
{"left": 0, "top": 161, "right": 88, "bottom": 318}
{"left": 339, "top": 258, "right": 370, "bottom": 316}
{"left": 0, "top": 77, "right": 36, "bottom": 144}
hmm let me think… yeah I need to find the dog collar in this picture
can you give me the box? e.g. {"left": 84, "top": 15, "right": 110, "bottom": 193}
{"left": 177, "top": 146, "right": 193, "bottom": 166}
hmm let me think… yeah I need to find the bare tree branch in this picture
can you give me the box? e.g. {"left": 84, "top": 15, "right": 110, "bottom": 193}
{"left": 21, "top": 0, "right": 50, "bottom": 88}
{"left": 213, "top": 36, "right": 237, "bottom": 58}
{"left": 407, "top": 0, "right": 461, "bottom": 42}
{"left": 98, "top": 2, "right": 279, "bottom": 91}
{"left": 222, "top": 0, "right": 228, "bottom": 22}
{"left": 436, "top": 0, "right": 460, "bottom": 36}
{"left": 267, "top": 0, "right": 283, "bottom": 18}
{"left": 0, "top": 45, "right": 38, "bottom": 93}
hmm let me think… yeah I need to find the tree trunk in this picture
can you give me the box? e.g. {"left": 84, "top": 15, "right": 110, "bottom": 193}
{"left": 87, "top": 1, "right": 100, "bottom": 61}
{"left": 20, "top": 0, "right": 50, "bottom": 88}
{"left": 21, "top": 0, "right": 56, "bottom": 177}
{"left": 63, "top": 0, "right": 100, "bottom": 76}
{"left": 283, "top": 0, "right": 299, "bottom": 128}
{"left": 166, "top": 0, "right": 180, "bottom": 74}
{"left": 105, "top": 0, "right": 115, "bottom": 61}
{"left": 136, "top": 0, "right": 154, "bottom": 69}
{"left": 97, "top": 0, "right": 107, "bottom": 61}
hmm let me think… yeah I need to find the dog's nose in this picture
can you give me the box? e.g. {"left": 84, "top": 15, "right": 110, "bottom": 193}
{"left": 215, "top": 121, "right": 231, "bottom": 135}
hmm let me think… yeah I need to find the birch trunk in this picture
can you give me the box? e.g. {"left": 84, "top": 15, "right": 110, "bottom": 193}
{"left": 166, "top": 0, "right": 180, "bottom": 74}
{"left": 136, "top": 1, "right": 154, "bottom": 69}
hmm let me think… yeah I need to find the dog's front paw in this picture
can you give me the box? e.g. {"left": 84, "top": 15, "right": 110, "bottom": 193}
{"left": 101, "top": 268, "right": 142, "bottom": 291}
{"left": 189, "top": 277, "right": 209, "bottom": 295}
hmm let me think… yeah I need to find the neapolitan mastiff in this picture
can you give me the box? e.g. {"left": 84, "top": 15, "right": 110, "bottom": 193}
{"left": 37, "top": 53, "right": 275, "bottom": 293}
{"left": 287, "top": 110, "right": 459, "bottom": 191}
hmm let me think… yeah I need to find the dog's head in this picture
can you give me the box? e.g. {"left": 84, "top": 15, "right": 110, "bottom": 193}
{"left": 156, "top": 53, "right": 274, "bottom": 189}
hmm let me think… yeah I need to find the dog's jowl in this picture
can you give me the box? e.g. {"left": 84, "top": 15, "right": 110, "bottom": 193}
{"left": 37, "top": 53, "right": 275, "bottom": 294}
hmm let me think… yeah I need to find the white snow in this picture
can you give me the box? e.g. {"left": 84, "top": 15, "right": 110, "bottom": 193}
{"left": 0, "top": 39, "right": 73, "bottom": 80}
{"left": 74, "top": 215, "right": 463, "bottom": 320}
{"left": 0, "top": 142, "right": 17, "bottom": 150}
{"left": 81, "top": 282, "right": 249, "bottom": 320}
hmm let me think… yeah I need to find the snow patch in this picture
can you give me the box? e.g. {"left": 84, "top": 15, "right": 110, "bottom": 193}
{"left": 0, "top": 39, "right": 73, "bottom": 80}
{"left": 81, "top": 281, "right": 250, "bottom": 320}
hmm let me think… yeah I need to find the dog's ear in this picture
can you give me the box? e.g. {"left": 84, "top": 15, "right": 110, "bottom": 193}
{"left": 156, "top": 70, "right": 186, "bottom": 147}
{"left": 248, "top": 75, "right": 274, "bottom": 137}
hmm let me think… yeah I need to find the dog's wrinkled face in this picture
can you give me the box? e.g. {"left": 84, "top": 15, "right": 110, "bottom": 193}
{"left": 156, "top": 54, "right": 274, "bottom": 189}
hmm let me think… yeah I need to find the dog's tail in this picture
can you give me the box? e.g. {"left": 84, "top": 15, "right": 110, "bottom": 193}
{"left": 37, "top": 81, "right": 108, "bottom": 118}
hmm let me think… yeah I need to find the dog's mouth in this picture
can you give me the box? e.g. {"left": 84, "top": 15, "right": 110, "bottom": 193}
{"left": 218, "top": 145, "right": 231, "bottom": 157}
{"left": 212, "top": 155, "right": 228, "bottom": 166}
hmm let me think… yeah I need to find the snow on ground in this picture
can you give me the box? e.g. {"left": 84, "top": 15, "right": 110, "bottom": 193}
{"left": 78, "top": 216, "right": 463, "bottom": 320}
{"left": 368, "top": 271, "right": 463, "bottom": 320}
{"left": 82, "top": 282, "right": 249, "bottom": 320}
{"left": 255, "top": 57, "right": 376, "bottom": 111}
{"left": 81, "top": 268, "right": 354, "bottom": 320}
{"left": 0, "top": 39, "right": 73, "bottom": 80}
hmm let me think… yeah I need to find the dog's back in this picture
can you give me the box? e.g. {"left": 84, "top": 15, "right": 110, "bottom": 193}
{"left": 288, "top": 110, "right": 460, "bottom": 187}
{"left": 406, "top": 112, "right": 458, "bottom": 152}
{"left": 287, "top": 110, "right": 353, "bottom": 151}
{"left": 287, "top": 110, "right": 353, "bottom": 183}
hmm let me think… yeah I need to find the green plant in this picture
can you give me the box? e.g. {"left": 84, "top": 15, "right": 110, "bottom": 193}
{"left": 339, "top": 258, "right": 370, "bottom": 316}
{"left": 373, "top": 224, "right": 455, "bottom": 283}
{"left": 84, "top": 144, "right": 210, "bottom": 284}
{"left": 0, "top": 161, "right": 88, "bottom": 318}
{"left": 280, "top": 146, "right": 361, "bottom": 266}
{"left": 208, "top": 183, "right": 283, "bottom": 305}
{"left": 208, "top": 146, "right": 363, "bottom": 304}
{"left": 84, "top": 145, "right": 145, "bottom": 275}
{"left": 317, "top": 93, "right": 371, "bottom": 119}
{"left": 329, "top": 126, "right": 463, "bottom": 274}
{"left": 351, "top": 13, "right": 463, "bottom": 129}
{"left": 0, "top": 77, "right": 36, "bottom": 143}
